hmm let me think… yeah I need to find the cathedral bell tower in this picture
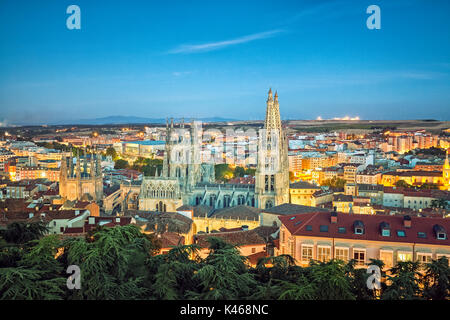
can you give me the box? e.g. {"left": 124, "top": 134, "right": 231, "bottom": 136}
{"left": 255, "top": 89, "right": 290, "bottom": 209}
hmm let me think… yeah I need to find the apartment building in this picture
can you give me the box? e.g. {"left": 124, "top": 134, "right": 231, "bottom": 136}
{"left": 277, "top": 211, "right": 450, "bottom": 268}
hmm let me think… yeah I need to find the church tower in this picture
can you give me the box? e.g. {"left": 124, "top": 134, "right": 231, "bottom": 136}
{"left": 443, "top": 148, "right": 450, "bottom": 190}
{"left": 255, "top": 89, "right": 290, "bottom": 208}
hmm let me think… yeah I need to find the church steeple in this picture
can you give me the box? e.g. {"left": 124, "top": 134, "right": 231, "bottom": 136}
{"left": 255, "top": 89, "right": 290, "bottom": 209}
{"left": 264, "top": 88, "right": 282, "bottom": 131}
{"left": 443, "top": 148, "right": 450, "bottom": 189}
{"left": 444, "top": 148, "right": 449, "bottom": 169}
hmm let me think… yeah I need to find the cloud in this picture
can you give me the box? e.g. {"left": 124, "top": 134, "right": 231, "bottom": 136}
{"left": 168, "top": 29, "right": 284, "bottom": 54}
{"left": 172, "top": 71, "right": 192, "bottom": 77}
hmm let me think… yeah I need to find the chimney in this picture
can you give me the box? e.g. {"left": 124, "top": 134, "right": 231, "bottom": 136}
{"left": 403, "top": 215, "right": 411, "bottom": 228}
{"left": 331, "top": 210, "right": 337, "bottom": 224}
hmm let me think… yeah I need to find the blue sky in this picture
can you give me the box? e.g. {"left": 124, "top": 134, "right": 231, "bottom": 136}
{"left": 0, "top": 0, "right": 449, "bottom": 125}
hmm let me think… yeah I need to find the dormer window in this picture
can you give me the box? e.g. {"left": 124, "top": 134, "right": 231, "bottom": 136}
{"left": 433, "top": 224, "right": 447, "bottom": 240}
{"left": 380, "top": 222, "right": 390, "bottom": 237}
{"left": 353, "top": 220, "right": 364, "bottom": 235}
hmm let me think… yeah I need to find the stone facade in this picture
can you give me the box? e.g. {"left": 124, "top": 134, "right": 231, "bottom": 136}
{"left": 59, "top": 153, "right": 103, "bottom": 202}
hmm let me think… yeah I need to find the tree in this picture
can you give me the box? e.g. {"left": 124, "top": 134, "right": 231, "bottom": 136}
{"left": 215, "top": 164, "right": 234, "bottom": 182}
{"left": 322, "top": 177, "right": 346, "bottom": 189}
{"left": 395, "top": 180, "right": 411, "bottom": 188}
{"left": 306, "top": 260, "right": 355, "bottom": 300}
{"left": 105, "top": 147, "right": 118, "bottom": 161}
{"left": 114, "top": 159, "right": 129, "bottom": 170}
{"left": 0, "top": 235, "right": 66, "bottom": 300}
{"left": 423, "top": 256, "right": 450, "bottom": 300}
{"left": 234, "top": 166, "right": 245, "bottom": 178}
{"left": 60, "top": 225, "right": 159, "bottom": 300}
{"left": 1, "top": 221, "right": 48, "bottom": 244}
{"left": 186, "top": 237, "right": 257, "bottom": 300}
{"left": 382, "top": 261, "right": 422, "bottom": 300}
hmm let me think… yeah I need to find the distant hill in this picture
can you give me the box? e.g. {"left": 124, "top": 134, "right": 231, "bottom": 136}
{"left": 53, "top": 115, "right": 238, "bottom": 125}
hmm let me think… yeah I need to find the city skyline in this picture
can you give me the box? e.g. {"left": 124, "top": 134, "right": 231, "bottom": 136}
{"left": 1, "top": 0, "right": 450, "bottom": 125}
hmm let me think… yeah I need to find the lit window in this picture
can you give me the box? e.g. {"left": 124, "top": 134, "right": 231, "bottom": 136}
{"left": 301, "top": 245, "right": 313, "bottom": 263}
{"left": 380, "top": 250, "right": 393, "bottom": 268}
{"left": 335, "top": 248, "right": 349, "bottom": 262}
{"left": 353, "top": 249, "right": 366, "bottom": 266}
{"left": 317, "top": 246, "right": 331, "bottom": 262}
{"left": 397, "top": 252, "right": 412, "bottom": 262}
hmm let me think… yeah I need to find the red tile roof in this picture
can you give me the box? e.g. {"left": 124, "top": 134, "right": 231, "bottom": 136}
{"left": 279, "top": 211, "right": 450, "bottom": 246}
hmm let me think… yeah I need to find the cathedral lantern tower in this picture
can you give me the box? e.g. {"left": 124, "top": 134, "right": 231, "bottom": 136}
{"left": 255, "top": 89, "right": 290, "bottom": 209}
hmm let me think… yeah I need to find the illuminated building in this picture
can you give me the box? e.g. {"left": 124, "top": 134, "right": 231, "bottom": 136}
{"left": 59, "top": 153, "right": 103, "bottom": 202}
{"left": 277, "top": 211, "right": 450, "bottom": 267}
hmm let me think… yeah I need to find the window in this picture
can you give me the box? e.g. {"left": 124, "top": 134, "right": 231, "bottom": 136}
{"left": 417, "top": 253, "right": 432, "bottom": 264}
{"left": 355, "top": 228, "right": 364, "bottom": 235}
{"left": 437, "top": 232, "right": 447, "bottom": 240}
{"left": 397, "top": 230, "right": 406, "bottom": 237}
{"left": 319, "top": 225, "right": 329, "bottom": 232}
{"left": 397, "top": 252, "right": 412, "bottom": 262}
{"left": 417, "top": 232, "right": 427, "bottom": 239}
{"left": 382, "top": 229, "right": 390, "bottom": 237}
{"left": 301, "top": 245, "right": 313, "bottom": 263}
{"left": 353, "top": 249, "right": 366, "bottom": 266}
{"left": 380, "top": 250, "right": 393, "bottom": 268}
{"left": 289, "top": 240, "right": 295, "bottom": 257}
{"left": 338, "top": 227, "right": 346, "bottom": 234}
{"left": 335, "top": 248, "right": 349, "bottom": 262}
{"left": 306, "top": 225, "right": 312, "bottom": 231}
{"left": 317, "top": 246, "right": 331, "bottom": 262}
{"left": 251, "top": 248, "right": 256, "bottom": 253}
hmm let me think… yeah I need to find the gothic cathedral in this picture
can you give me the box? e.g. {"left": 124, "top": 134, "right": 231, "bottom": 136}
{"left": 139, "top": 89, "right": 290, "bottom": 211}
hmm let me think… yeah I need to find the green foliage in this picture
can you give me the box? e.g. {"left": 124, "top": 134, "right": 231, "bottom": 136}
{"left": 1, "top": 221, "right": 48, "bottom": 244}
{"left": 105, "top": 147, "right": 118, "bottom": 161}
{"left": 186, "top": 237, "right": 257, "bottom": 300}
{"left": 60, "top": 225, "right": 159, "bottom": 300}
{"left": 423, "top": 256, "right": 450, "bottom": 300}
{"left": 1, "top": 223, "right": 449, "bottom": 300}
{"left": 131, "top": 157, "right": 163, "bottom": 176}
{"left": 382, "top": 261, "right": 423, "bottom": 300}
{"left": 322, "top": 177, "right": 346, "bottom": 188}
{"left": 395, "top": 180, "right": 412, "bottom": 188}
{"left": 215, "top": 164, "right": 255, "bottom": 182}
{"left": 114, "top": 159, "right": 129, "bottom": 169}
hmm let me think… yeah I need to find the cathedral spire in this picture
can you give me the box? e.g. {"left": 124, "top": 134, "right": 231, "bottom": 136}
{"left": 90, "top": 151, "right": 95, "bottom": 178}
{"left": 76, "top": 150, "right": 81, "bottom": 180}
{"left": 445, "top": 148, "right": 449, "bottom": 169}
{"left": 264, "top": 88, "right": 282, "bottom": 131}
